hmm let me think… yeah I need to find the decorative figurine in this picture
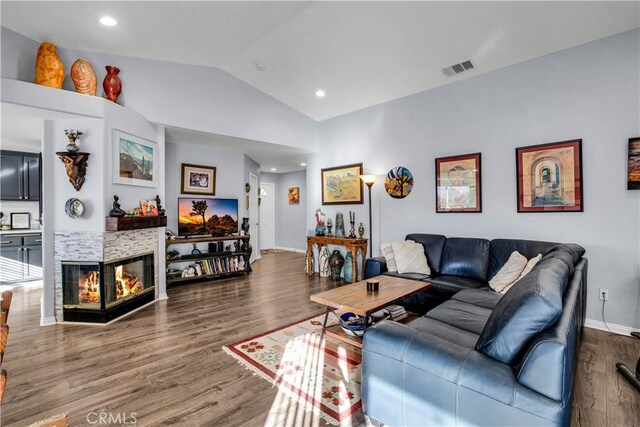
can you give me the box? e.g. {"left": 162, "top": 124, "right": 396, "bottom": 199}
{"left": 326, "top": 218, "right": 333, "bottom": 237}
{"left": 35, "top": 42, "right": 64, "bottom": 89}
{"left": 315, "top": 208, "right": 326, "bottom": 236}
{"left": 358, "top": 222, "right": 365, "bottom": 239}
{"left": 225, "top": 245, "right": 231, "bottom": 252}
{"left": 155, "top": 195, "right": 166, "bottom": 216}
{"left": 103, "top": 65, "right": 122, "bottom": 103}
{"left": 335, "top": 213, "right": 345, "bottom": 238}
{"left": 109, "top": 195, "right": 125, "bottom": 217}
{"left": 241, "top": 217, "right": 250, "bottom": 235}
{"left": 70, "top": 58, "right": 97, "bottom": 96}
{"left": 348, "top": 211, "right": 356, "bottom": 238}
{"left": 64, "top": 129, "right": 83, "bottom": 153}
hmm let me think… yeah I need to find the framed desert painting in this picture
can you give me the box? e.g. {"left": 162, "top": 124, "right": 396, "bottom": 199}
{"left": 435, "top": 153, "right": 481, "bottom": 212}
{"left": 288, "top": 187, "right": 300, "bottom": 204}
{"left": 113, "top": 129, "right": 158, "bottom": 187}
{"left": 181, "top": 163, "right": 216, "bottom": 195}
{"left": 321, "top": 163, "right": 364, "bottom": 205}
{"left": 627, "top": 137, "right": 640, "bottom": 190}
{"left": 516, "top": 139, "right": 583, "bottom": 212}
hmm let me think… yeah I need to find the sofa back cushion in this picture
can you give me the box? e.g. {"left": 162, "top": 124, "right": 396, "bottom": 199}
{"left": 406, "top": 234, "right": 446, "bottom": 274}
{"left": 488, "top": 239, "right": 557, "bottom": 280}
{"left": 439, "top": 237, "right": 490, "bottom": 281}
{"left": 475, "top": 254, "right": 572, "bottom": 364}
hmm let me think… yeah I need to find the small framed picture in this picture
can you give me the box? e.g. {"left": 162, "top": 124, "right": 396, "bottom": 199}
{"left": 627, "top": 137, "right": 640, "bottom": 190}
{"left": 10, "top": 212, "right": 31, "bottom": 230}
{"left": 435, "top": 153, "right": 482, "bottom": 213}
{"left": 288, "top": 187, "right": 300, "bottom": 204}
{"left": 181, "top": 163, "right": 216, "bottom": 195}
{"left": 140, "top": 200, "right": 158, "bottom": 216}
{"left": 516, "top": 139, "right": 583, "bottom": 212}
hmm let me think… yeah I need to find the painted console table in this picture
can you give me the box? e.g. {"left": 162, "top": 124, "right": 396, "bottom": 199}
{"left": 306, "top": 236, "right": 368, "bottom": 283}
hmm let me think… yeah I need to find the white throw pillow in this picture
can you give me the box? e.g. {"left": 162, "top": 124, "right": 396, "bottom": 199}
{"left": 392, "top": 241, "right": 431, "bottom": 275}
{"left": 489, "top": 251, "right": 527, "bottom": 293}
{"left": 380, "top": 243, "right": 398, "bottom": 272}
{"left": 501, "top": 254, "right": 543, "bottom": 295}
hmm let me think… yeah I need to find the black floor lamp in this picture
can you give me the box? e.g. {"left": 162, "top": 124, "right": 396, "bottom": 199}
{"left": 359, "top": 175, "right": 377, "bottom": 257}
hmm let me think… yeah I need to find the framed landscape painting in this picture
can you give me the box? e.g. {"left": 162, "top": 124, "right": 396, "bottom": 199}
{"left": 181, "top": 163, "right": 216, "bottom": 195}
{"left": 113, "top": 130, "right": 157, "bottom": 187}
{"left": 627, "top": 137, "right": 640, "bottom": 190}
{"left": 436, "top": 153, "right": 481, "bottom": 212}
{"left": 516, "top": 139, "right": 583, "bottom": 212}
{"left": 321, "top": 163, "right": 364, "bottom": 205}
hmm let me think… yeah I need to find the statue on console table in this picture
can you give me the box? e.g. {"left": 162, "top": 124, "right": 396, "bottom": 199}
{"left": 109, "top": 195, "right": 125, "bottom": 217}
{"left": 315, "top": 208, "right": 326, "bottom": 236}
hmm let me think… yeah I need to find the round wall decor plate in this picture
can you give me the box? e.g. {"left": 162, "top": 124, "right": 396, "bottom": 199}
{"left": 65, "top": 198, "right": 85, "bottom": 218}
{"left": 385, "top": 167, "right": 414, "bottom": 199}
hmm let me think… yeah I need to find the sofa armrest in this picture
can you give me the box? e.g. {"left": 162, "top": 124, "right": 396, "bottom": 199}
{"left": 362, "top": 321, "right": 565, "bottom": 426}
{"left": 365, "top": 256, "right": 387, "bottom": 279}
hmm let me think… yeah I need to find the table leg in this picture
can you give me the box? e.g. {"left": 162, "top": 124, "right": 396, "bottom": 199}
{"left": 306, "top": 241, "right": 313, "bottom": 275}
{"left": 350, "top": 247, "right": 358, "bottom": 283}
{"left": 360, "top": 246, "right": 368, "bottom": 281}
{"left": 320, "top": 306, "right": 332, "bottom": 341}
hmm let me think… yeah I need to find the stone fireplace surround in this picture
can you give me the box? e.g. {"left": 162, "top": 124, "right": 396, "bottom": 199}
{"left": 54, "top": 228, "right": 160, "bottom": 322}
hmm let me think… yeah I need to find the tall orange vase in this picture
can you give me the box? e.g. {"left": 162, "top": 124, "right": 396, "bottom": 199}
{"left": 35, "top": 42, "right": 65, "bottom": 89}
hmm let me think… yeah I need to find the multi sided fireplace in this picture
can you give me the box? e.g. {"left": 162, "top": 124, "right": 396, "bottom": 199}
{"left": 62, "top": 252, "right": 155, "bottom": 323}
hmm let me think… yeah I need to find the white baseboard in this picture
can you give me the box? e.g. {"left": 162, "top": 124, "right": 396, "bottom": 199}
{"left": 585, "top": 318, "right": 638, "bottom": 336}
{"left": 273, "top": 246, "right": 306, "bottom": 254}
{"left": 40, "top": 316, "right": 56, "bottom": 326}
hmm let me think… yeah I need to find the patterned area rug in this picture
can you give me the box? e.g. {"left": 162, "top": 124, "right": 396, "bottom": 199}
{"left": 223, "top": 313, "right": 362, "bottom": 426}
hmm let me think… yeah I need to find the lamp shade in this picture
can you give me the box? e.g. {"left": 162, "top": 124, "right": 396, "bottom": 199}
{"left": 359, "top": 174, "right": 377, "bottom": 185}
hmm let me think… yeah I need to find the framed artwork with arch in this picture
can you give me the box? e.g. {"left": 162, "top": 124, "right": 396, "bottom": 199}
{"left": 516, "top": 139, "right": 583, "bottom": 213}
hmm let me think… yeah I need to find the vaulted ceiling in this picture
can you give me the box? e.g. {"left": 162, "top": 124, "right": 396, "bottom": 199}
{"left": 2, "top": 1, "right": 638, "bottom": 122}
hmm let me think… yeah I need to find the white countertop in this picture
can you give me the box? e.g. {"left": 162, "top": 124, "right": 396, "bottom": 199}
{"left": 0, "top": 229, "right": 42, "bottom": 235}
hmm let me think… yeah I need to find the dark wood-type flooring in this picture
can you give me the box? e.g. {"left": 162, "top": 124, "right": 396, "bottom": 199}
{"left": 1, "top": 252, "right": 639, "bottom": 426}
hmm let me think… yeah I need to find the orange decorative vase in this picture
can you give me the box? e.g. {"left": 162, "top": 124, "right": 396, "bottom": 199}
{"left": 70, "top": 58, "right": 97, "bottom": 96}
{"left": 103, "top": 65, "right": 122, "bottom": 103}
{"left": 35, "top": 42, "right": 65, "bottom": 89}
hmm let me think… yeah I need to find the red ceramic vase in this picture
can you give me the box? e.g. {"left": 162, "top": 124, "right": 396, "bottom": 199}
{"left": 103, "top": 65, "right": 122, "bottom": 103}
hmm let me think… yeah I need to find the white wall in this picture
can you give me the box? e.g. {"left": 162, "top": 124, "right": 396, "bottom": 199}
{"left": 309, "top": 29, "right": 640, "bottom": 329}
{"left": 261, "top": 170, "right": 307, "bottom": 251}
{"left": 1, "top": 26, "right": 318, "bottom": 152}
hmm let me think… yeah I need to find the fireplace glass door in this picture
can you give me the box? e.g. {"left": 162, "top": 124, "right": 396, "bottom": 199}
{"left": 104, "top": 253, "right": 154, "bottom": 308}
{"left": 62, "top": 262, "right": 102, "bottom": 310}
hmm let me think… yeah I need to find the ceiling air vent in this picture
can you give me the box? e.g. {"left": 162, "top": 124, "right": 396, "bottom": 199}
{"left": 443, "top": 60, "right": 474, "bottom": 77}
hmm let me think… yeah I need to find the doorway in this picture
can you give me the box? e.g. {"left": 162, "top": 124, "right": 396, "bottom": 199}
{"left": 259, "top": 182, "right": 275, "bottom": 250}
{"left": 249, "top": 172, "right": 259, "bottom": 263}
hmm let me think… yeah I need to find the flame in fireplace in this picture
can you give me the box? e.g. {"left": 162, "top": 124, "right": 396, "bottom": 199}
{"left": 115, "top": 266, "right": 142, "bottom": 299}
{"left": 79, "top": 271, "right": 100, "bottom": 304}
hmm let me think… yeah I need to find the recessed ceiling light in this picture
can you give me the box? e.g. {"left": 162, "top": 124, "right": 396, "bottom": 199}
{"left": 270, "top": 168, "right": 277, "bottom": 172}
{"left": 300, "top": 162, "right": 307, "bottom": 166}
{"left": 99, "top": 16, "right": 118, "bottom": 26}
{"left": 315, "top": 89, "right": 325, "bottom": 98}
{"left": 255, "top": 63, "right": 266, "bottom": 71}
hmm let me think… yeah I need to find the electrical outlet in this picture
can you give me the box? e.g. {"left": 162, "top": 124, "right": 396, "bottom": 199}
{"left": 599, "top": 289, "right": 609, "bottom": 301}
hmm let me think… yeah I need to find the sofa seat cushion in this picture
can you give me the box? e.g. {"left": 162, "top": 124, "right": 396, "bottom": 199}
{"left": 426, "top": 275, "right": 486, "bottom": 295}
{"left": 408, "top": 316, "right": 479, "bottom": 349}
{"left": 382, "top": 271, "right": 431, "bottom": 281}
{"left": 451, "top": 288, "right": 502, "bottom": 310}
{"left": 426, "top": 300, "right": 493, "bottom": 335}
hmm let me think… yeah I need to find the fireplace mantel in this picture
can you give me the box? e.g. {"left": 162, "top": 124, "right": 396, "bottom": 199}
{"left": 105, "top": 216, "right": 168, "bottom": 231}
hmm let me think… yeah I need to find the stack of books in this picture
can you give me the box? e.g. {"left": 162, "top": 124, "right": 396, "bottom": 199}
{"left": 386, "top": 304, "right": 408, "bottom": 321}
{"left": 192, "top": 256, "right": 244, "bottom": 277}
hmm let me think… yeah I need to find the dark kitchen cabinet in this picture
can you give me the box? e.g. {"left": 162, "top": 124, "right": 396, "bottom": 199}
{"left": 0, "top": 233, "right": 42, "bottom": 283}
{"left": 0, "top": 150, "right": 41, "bottom": 201}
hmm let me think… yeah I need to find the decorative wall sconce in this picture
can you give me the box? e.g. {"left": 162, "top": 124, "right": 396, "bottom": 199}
{"left": 56, "top": 151, "right": 90, "bottom": 191}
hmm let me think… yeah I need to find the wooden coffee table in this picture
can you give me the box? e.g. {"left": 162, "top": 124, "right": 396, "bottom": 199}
{"left": 310, "top": 275, "right": 430, "bottom": 348}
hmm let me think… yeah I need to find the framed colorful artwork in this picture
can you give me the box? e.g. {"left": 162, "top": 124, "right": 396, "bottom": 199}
{"left": 288, "top": 187, "right": 300, "bottom": 204}
{"left": 435, "top": 153, "right": 482, "bottom": 213}
{"left": 627, "top": 137, "right": 640, "bottom": 190}
{"left": 113, "top": 129, "right": 158, "bottom": 187}
{"left": 321, "top": 163, "right": 364, "bottom": 205}
{"left": 516, "top": 139, "right": 583, "bottom": 212}
{"left": 181, "top": 163, "right": 216, "bottom": 195}
{"left": 385, "top": 166, "right": 414, "bottom": 199}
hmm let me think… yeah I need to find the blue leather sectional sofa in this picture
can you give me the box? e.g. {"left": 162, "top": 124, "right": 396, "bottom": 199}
{"left": 362, "top": 234, "right": 587, "bottom": 426}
